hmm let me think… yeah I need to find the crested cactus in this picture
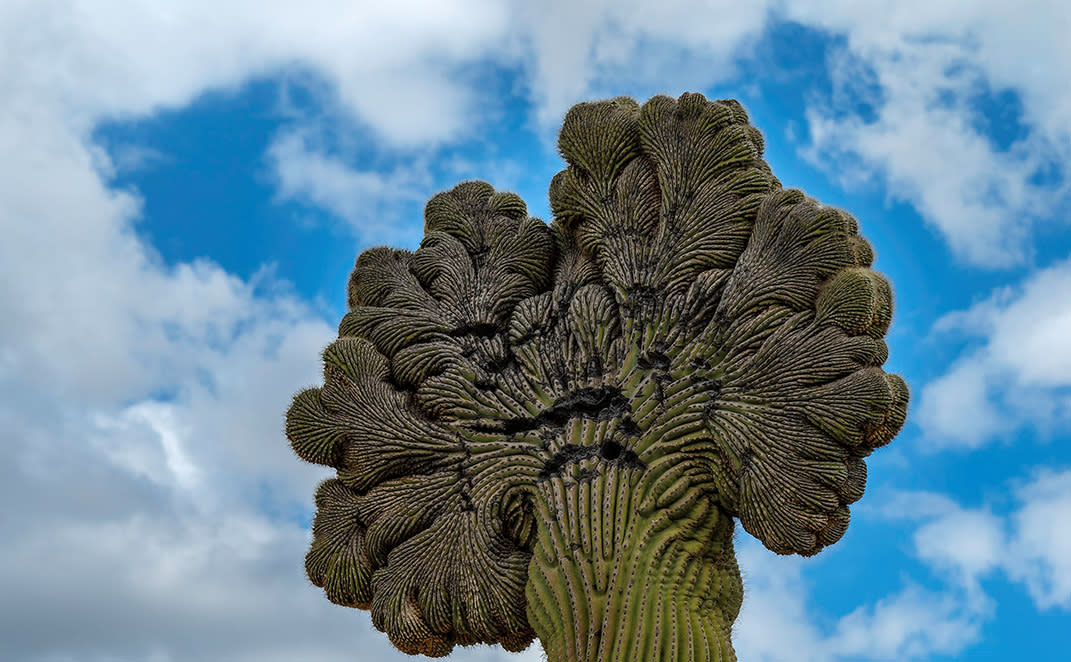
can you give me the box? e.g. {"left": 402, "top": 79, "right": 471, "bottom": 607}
{"left": 285, "top": 92, "right": 909, "bottom": 661}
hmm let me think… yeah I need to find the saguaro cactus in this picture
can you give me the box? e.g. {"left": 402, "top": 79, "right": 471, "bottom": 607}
{"left": 286, "top": 92, "right": 908, "bottom": 661}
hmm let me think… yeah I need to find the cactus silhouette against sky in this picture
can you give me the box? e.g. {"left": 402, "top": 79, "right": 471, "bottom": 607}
{"left": 285, "top": 92, "right": 909, "bottom": 661}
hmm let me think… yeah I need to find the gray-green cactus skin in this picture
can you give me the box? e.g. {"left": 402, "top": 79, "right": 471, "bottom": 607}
{"left": 286, "top": 92, "right": 909, "bottom": 661}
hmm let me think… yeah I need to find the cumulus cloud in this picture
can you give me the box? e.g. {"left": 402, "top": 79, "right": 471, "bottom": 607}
{"left": 827, "top": 585, "right": 984, "bottom": 660}
{"left": 0, "top": 156, "right": 360, "bottom": 656}
{"left": 255, "top": 0, "right": 1071, "bottom": 269}
{"left": 879, "top": 491, "right": 1004, "bottom": 612}
{"left": 9, "top": 1, "right": 1068, "bottom": 267}
{"left": 500, "top": 0, "right": 1071, "bottom": 268}
{"left": 917, "top": 260, "right": 1071, "bottom": 448}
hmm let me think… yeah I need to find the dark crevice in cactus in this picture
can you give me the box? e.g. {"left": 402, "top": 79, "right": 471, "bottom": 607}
{"left": 618, "top": 417, "right": 641, "bottom": 437}
{"left": 471, "top": 386, "right": 631, "bottom": 435}
{"left": 623, "top": 285, "right": 660, "bottom": 312}
{"left": 548, "top": 386, "right": 630, "bottom": 422}
{"left": 536, "top": 445, "right": 589, "bottom": 477}
{"left": 449, "top": 322, "right": 501, "bottom": 338}
{"left": 457, "top": 441, "right": 477, "bottom": 512}
{"left": 537, "top": 441, "right": 646, "bottom": 480}
{"left": 385, "top": 374, "right": 419, "bottom": 395}
{"left": 471, "top": 244, "right": 490, "bottom": 270}
{"left": 599, "top": 440, "right": 623, "bottom": 461}
{"left": 697, "top": 378, "right": 723, "bottom": 400}
{"left": 481, "top": 351, "right": 515, "bottom": 374}
{"left": 637, "top": 350, "right": 671, "bottom": 371}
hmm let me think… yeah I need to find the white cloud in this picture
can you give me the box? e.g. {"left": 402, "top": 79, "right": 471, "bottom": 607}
{"left": 734, "top": 538, "right": 985, "bottom": 662}
{"left": 1006, "top": 470, "right": 1071, "bottom": 609}
{"left": 901, "top": 498, "right": 1004, "bottom": 615}
{"left": 92, "top": 402, "right": 203, "bottom": 492}
{"left": 10, "top": 0, "right": 1064, "bottom": 269}
{"left": 916, "top": 359, "right": 1011, "bottom": 448}
{"left": 510, "top": 0, "right": 774, "bottom": 126}
{"left": 2, "top": 0, "right": 512, "bottom": 144}
{"left": 8, "top": 0, "right": 1067, "bottom": 268}
{"left": 734, "top": 546, "right": 828, "bottom": 662}
{"left": 109, "top": 143, "right": 171, "bottom": 174}
{"left": 266, "top": 127, "right": 429, "bottom": 246}
{"left": 0, "top": 145, "right": 356, "bottom": 655}
{"left": 912, "top": 510, "right": 1005, "bottom": 584}
{"left": 788, "top": 0, "right": 1071, "bottom": 266}
{"left": 917, "top": 260, "right": 1071, "bottom": 448}
{"left": 0, "top": 506, "right": 404, "bottom": 662}
{"left": 264, "top": 0, "right": 1071, "bottom": 269}
{"left": 827, "top": 585, "right": 983, "bottom": 660}
{"left": 736, "top": 467, "right": 1071, "bottom": 662}
{"left": 876, "top": 470, "right": 1071, "bottom": 616}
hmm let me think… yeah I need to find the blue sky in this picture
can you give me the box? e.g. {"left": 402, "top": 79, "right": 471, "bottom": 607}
{"left": 1, "top": 2, "right": 1069, "bottom": 660}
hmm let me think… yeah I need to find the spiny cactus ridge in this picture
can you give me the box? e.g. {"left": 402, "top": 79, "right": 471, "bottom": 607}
{"left": 285, "top": 92, "right": 908, "bottom": 661}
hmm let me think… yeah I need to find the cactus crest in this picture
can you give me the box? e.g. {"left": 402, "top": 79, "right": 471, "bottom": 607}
{"left": 286, "top": 92, "right": 908, "bottom": 660}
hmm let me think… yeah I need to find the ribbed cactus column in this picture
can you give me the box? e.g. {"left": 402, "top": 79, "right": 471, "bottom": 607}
{"left": 524, "top": 420, "right": 742, "bottom": 662}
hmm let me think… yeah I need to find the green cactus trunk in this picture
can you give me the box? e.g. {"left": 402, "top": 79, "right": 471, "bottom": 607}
{"left": 523, "top": 420, "right": 742, "bottom": 662}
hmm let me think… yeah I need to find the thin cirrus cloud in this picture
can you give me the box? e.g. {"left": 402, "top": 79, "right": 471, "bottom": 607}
{"left": 1, "top": 1, "right": 1069, "bottom": 661}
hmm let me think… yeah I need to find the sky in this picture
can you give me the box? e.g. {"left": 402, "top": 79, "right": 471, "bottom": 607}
{"left": 1, "top": 1, "right": 1069, "bottom": 660}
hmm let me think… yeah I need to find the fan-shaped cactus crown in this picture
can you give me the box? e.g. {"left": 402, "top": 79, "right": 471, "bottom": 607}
{"left": 285, "top": 92, "right": 908, "bottom": 660}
